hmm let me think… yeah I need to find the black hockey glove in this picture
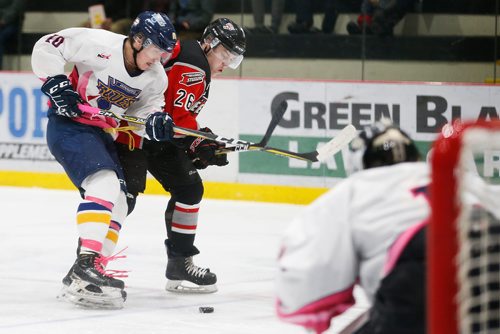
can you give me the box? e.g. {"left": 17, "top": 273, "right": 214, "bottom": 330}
{"left": 41, "top": 75, "right": 83, "bottom": 118}
{"left": 188, "top": 127, "right": 229, "bottom": 169}
{"left": 145, "top": 112, "right": 174, "bottom": 141}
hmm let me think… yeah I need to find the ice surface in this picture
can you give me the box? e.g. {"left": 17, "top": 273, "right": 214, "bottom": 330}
{"left": 0, "top": 186, "right": 368, "bottom": 334}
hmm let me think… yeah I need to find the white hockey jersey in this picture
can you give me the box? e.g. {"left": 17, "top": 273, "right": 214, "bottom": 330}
{"left": 31, "top": 28, "right": 167, "bottom": 137}
{"left": 276, "top": 162, "right": 430, "bottom": 333}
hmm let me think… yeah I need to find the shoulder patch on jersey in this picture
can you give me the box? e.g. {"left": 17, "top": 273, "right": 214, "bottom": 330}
{"left": 179, "top": 72, "right": 205, "bottom": 86}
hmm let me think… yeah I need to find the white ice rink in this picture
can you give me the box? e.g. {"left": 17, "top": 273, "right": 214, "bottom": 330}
{"left": 0, "top": 186, "right": 368, "bottom": 334}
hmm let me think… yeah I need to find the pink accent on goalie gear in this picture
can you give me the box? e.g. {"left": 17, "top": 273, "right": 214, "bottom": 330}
{"left": 382, "top": 220, "right": 427, "bottom": 276}
{"left": 85, "top": 195, "right": 114, "bottom": 211}
{"left": 80, "top": 238, "right": 103, "bottom": 253}
{"left": 276, "top": 284, "right": 356, "bottom": 334}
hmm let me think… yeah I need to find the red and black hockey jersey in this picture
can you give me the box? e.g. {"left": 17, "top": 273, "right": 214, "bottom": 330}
{"left": 164, "top": 39, "right": 211, "bottom": 133}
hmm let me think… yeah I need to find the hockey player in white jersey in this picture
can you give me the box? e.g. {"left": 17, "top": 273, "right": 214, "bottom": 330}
{"left": 31, "top": 11, "right": 177, "bottom": 309}
{"left": 276, "top": 120, "right": 429, "bottom": 334}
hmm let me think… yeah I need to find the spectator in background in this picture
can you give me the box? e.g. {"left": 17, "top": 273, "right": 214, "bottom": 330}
{"left": 0, "top": 0, "right": 25, "bottom": 70}
{"left": 346, "top": 0, "right": 417, "bottom": 36}
{"left": 85, "top": 0, "right": 172, "bottom": 35}
{"left": 288, "top": 0, "right": 360, "bottom": 34}
{"left": 248, "top": 0, "right": 285, "bottom": 34}
{"left": 169, "top": 0, "right": 214, "bottom": 39}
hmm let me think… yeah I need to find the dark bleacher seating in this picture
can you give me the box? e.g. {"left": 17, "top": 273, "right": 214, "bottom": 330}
{"left": 245, "top": 34, "right": 499, "bottom": 62}
{"left": 6, "top": 0, "right": 500, "bottom": 64}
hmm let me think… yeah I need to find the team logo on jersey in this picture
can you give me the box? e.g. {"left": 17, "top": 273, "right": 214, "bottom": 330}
{"left": 97, "top": 53, "right": 111, "bottom": 59}
{"left": 96, "top": 76, "right": 141, "bottom": 110}
{"left": 179, "top": 72, "right": 205, "bottom": 86}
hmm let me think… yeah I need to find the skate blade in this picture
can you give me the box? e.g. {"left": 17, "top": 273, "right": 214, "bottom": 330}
{"left": 165, "top": 280, "right": 217, "bottom": 294}
{"left": 58, "top": 280, "right": 125, "bottom": 310}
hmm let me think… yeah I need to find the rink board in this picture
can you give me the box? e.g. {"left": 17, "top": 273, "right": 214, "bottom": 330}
{"left": 0, "top": 72, "right": 498, "bottom": 202}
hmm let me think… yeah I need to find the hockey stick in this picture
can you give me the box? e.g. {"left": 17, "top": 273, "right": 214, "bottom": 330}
{"left": 79, "top": 105, "right": 357, "bottom": 162}
{"left": 256, "top": 100, "right": 288, "bottom": 147}
{"left": 254, "top": 124, "right": 357, "bottom": 162}
{"left": 79, "top": 105, "right": 277, "bottom": 148}
{"left": 216, "top": 100, "right": 287, "bottom": 154}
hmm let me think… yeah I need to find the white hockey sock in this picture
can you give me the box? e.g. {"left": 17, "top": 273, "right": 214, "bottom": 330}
{"left": 79, "top": 170, "right": 121, "bottom": 254}
{"left": 102, "top": 191, "right": 128, "bottom": 257}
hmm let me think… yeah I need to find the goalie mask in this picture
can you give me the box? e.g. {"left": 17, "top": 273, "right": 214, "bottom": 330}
{"left": 202, "top": 18, "right": 246, "bottom": 69}
{"left": 347, "top": 119, "right": 420, "bottom": 173}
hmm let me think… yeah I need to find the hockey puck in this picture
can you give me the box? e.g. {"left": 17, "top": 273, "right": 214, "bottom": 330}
{"left": 199, "top": 306, "right": 214, "bottom": 313}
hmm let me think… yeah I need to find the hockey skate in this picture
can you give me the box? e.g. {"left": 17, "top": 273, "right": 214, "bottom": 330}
{"left": 59, "top": 252, "right": 126, "bottom": 309}
{"left": 165, "top": 256, "right": 217, "bottom": 293}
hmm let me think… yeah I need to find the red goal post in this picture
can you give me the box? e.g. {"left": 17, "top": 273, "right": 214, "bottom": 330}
{"left": 429, "top": 120, "right": 500, "bottom": 334}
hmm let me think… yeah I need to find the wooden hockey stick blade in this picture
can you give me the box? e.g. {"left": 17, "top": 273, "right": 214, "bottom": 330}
{"left": 256, "top": 100, "right": 288, "bottom": 147}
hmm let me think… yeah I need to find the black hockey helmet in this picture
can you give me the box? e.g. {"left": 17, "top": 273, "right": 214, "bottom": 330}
{"left": 349, "top": 119, "right": 420, "bottom": 170}
{"left": 202, "top": 18, "right": 246, "bottom": 69}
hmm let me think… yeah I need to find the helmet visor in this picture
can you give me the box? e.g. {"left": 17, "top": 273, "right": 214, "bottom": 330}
{"left": 209, "top": 38, "right": 244, "bottom": 69}
{"left": 142, "top": 38, "right": 173, "bottom": 64}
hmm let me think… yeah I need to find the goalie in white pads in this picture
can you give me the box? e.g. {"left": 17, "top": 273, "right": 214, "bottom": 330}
{"left": 31, "top": 11, "right": 177, "bottom": 308}
{"left": 276, "top": 120, "right": 429, "bottom": 334}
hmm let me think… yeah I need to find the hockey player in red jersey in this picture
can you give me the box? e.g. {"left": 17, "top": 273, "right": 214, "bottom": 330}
{"left": 32, "top": 11, "right": 177, "bottom": 308}
{"left": 115, "top": 18, "right": 246, "bottom": 293}
{"left": 276, "top": 120, "right": 429, "bottom": 334}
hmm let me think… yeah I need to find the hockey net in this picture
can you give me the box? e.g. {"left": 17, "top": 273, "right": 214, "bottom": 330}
{"left": 429, "top": 120, "right": 500, "bottom": 334}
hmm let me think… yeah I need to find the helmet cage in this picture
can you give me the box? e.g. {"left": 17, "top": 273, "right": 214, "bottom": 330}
{"left": 347, "top": 119, "right": 420, "bottom": 173}
{"left": 362, "top": 128, "right": 420, "bottom": 169}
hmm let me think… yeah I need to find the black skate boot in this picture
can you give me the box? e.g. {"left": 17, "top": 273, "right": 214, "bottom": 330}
{"left": 62, "top": 238, "right": 82, "bottom": 287}
{"left": 71, "top": 252, "right": 125, "bottom": 290}
{"left": 165, "top": 256, "right": 218, "bottom": 293}
{"left": 59, "top": 252, "right": 126, "bottom": 309}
